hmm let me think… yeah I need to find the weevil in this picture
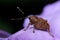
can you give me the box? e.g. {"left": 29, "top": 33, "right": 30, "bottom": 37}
{"left": 24, "top": 15, "right": 54, "bottom": 37}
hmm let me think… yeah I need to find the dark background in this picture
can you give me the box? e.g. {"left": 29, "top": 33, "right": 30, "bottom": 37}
{"left": 0, "top": 0, "right": 57, "bottom": 34}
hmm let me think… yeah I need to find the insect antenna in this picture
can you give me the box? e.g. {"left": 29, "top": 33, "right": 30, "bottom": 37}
{"left": 11, "top": 6, "right": 25, "bottom": 20}
{"left": 17, "top": 6, "right": 24, "bottom": 15}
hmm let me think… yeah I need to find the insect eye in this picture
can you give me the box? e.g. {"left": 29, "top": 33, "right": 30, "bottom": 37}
{"left": 29, "top": 17, "right": 31, "bottom": 19}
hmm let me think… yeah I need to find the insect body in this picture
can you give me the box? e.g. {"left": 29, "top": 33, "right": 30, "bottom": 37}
{"left": 24, "top": 15, "right": 54, "bottom": 37}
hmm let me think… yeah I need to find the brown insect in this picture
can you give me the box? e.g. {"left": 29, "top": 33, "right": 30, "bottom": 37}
{"left": 24, "top": 15, "right": 54, "bottom": 37}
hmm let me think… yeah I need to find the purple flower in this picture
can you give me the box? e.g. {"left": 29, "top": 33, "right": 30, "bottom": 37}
{"left": 1, "top": 1, "right": 60, "bottom": 40}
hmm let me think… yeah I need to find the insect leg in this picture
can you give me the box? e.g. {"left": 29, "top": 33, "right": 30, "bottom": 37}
{"left": 48, "top": 31, "right": 54, "bottom": 37}
{"left": 24, "top": 23, "right": 32, "bottom": 31}
{"left": 33, "top": 27, "right": 35, "bottom": 33}
{"left": 47, "top": 26, "right": 54, "bottom": 37}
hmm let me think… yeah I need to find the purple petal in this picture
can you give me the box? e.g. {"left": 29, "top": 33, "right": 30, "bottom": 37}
{"left": 0, "top": 30, "right": 11, "bottom": 38}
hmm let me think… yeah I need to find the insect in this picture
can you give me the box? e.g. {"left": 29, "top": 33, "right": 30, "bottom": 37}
{"left": 24, "top": 15, "right": 54, "bottom": 37}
